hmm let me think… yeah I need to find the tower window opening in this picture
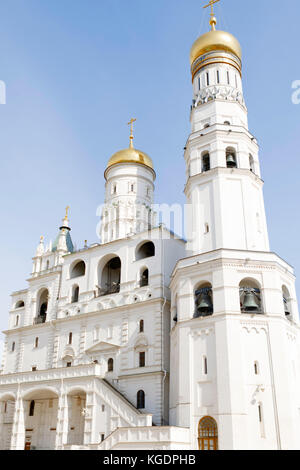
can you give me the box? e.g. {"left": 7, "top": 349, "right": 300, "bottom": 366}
{"left": 194, "top": 283, "right": 213, "bottom": 318}
{"left": 70, "top": 260, "right": 86, "bottom": 279}
{"left": 15, "top": 315, "right": 19, "bottom": 327}
{"left": 71, "top": 285, "right": 79, "bottom": 303}
{"left": 235, "top": 74, "right": 238, "bottom": 88}
{"left": 282, "top": 286, "right": 291, "bottom": 318}
{"left": 206, "top": 72, "right": 210, "bottom": 86}
{"left": 216, "top": 70, "right": 220, "bottom": 84}
{"left": 249, "top": 154, "right": 255, "bottom": 173}
{"left": 15, "top": 300, "right": 25, "bottom": 309}
{"left": 29, "top": 400, "right": 35, "bottom": 417}
{"left": 254, "top": 361, "right": 259, "bottom": 375}
{"left": 99, "top": 256, "right": 121, "bottom": 296}
{"left": 198, "top": 76, "right": 201, "bottom": 90}
{"left": 139, "top": 319, "right": 144, "bottom": 333}
{"left": 226, "top": 149, "right": 237, "bottom": 168}
{"left": 108, "top": 358, "right": 114, "bottom": 372}
{"left": 68, "top": 332, "right": 73, "bottom": 345}
{"left": 136, "top": 241, "right": 155, "bottom": 260}
{"left": 227, "top": 71, "right": 230, "bottom": 85}
{"left": 202, "top": 153, "right": 210, "bottom": 172}
{"left": 137, "top": 390, "right": 145, "bottom": 409}
{"left": 11, "top": 342, "right": 15, "bottom": 352}
{"left": 34, "top": 337, "right": 39, "bottom": 349}
{"left": 203, "top": 356, "right": 208, "bottom": 375}
{"left": 140, "top": 268, "right": 149, "bottom": 287}
{"left": 139, "top": 351, "right": 145, "bottom": 367}
{"left": 239, "top": 279, "right": 262, "bottom": 314}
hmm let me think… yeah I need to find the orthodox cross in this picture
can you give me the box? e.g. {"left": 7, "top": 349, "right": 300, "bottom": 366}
{"left": 203, "top": 0, "right": 220, "bottom": 15}
{"left": 128, "top": 118, "right": 137, "bottom": 147}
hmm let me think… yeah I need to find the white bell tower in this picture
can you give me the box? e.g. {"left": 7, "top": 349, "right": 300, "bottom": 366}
{"left": 170, "top": 1, "right": 300, "bottom": 451}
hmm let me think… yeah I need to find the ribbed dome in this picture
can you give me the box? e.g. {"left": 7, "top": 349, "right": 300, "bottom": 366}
{"left": 190, "top": 29, "right": 242, "bottom": 65}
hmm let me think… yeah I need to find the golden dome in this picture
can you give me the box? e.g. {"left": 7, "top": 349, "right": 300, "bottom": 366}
{"left": 190, "top": 29, "right": 242, "bottom": 65}
{"left": 106, "top": 146, "right": 154, "bottom": 171}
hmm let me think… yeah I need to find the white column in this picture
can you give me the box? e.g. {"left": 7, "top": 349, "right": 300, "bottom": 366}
{"left": 55, "top": 389, "right": 70, "bottom": 450}
{"left": 10, "top": 390, "right": 25, "bottom": 450}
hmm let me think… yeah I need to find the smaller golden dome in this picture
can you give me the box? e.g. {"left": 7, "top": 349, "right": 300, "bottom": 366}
{"left": 190, "top": 29, "right": 242, "bottom": 65}
{"left": 106, "top": 147, "right": 154, "bottom": 171}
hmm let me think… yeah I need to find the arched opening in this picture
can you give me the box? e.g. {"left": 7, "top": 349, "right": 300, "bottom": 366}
{"left": 226, "top": 148, "right": 237, "bottom": 168}
{"left": 0, "top": 394, "right": 16, "bottom": 450}
{"left": 198, "top": 416, "right": 218, "bottom": 450}
{"left": 67, "top": 389, "right": 87, "bottom": 447}
{"left": 107, "top": 358, "right": 114, "bottom": 372}
{"left": 239, "top": 279, "right": 262, "bottom": 314}
{"left": 36, "top": 289, "right": 49, "bottom": 324}
{"left": 23, "top": 389, "right": 59, "bottom": 450}
{"left": 15, "top": 300, "right": 25, "bottom": 309}
{"left": 282, "top": 285, "right": 292, "bottom": 319}
{"left": 140, "top": 268, "right": 149, "bottom": 287}
{"left": 249, "top": 154, "right": 255, "bottom": 173}
{"left": 70, "top": 261, "right": 86, "bottom": 279}
{"left": 136, "top": 241, "right": 155, "bottom": 261}
{"left": 99, "top": 257, "right": 121, "bottom": 296}
{"left": 137, "top": 390, "right": 145, "bottom": 409}
{"left": 71, "top": 285, "right": 79, "bottom": 303}
{"left": 194, "top": 283, "right": 213, "bottom": 318}
{"left": 202, "top": 153, "right": 210, "bottom": 172}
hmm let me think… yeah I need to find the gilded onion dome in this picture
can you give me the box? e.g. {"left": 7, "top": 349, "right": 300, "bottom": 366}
{"left": 105, "top": 118, "right": 155, "bottom": 178}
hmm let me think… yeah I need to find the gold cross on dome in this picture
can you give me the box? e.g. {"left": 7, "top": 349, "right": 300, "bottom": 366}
{"left": 128, "top": 118, "right": 136, "bottom": 148}
{"left": 203, "top": 0, "right": 220, "bottom": 15}
{"left": 65, "top": 206, "right": 70, "bottom": 219}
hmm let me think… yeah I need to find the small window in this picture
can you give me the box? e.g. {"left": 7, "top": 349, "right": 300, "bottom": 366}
{"left": 206, "top": 72, "right": 210, "bottom": 86}
{"left": 205, "top": 223, "right": 210, "bottom": 234}
{"left": 137, "top": 390, "right": 145, "bottom": 409}
{"left": 32, "top": 366, "right": 37, "bottom": 371}
{"left": 4, "top": 402, "right": 7, "bottom": 413}
{"left": 68, "top": 332, "right": 73, "bottom": 345}
{"left": 70, "top": 261, "right": 86, "bottom": 279}
{"left": 139, "top": 352, "right": 145, "bottom": 368}
{"left": 102, "top": 405, "right": 105, "bottom": 412}
{"left": 72, "top": 285, "right": 79, "bottom": 303}
{"left": 15, "top": 315, "right": 19, "bottom": 327}
{"left": 227, "top": 71, "right": 230, "bottom": 85}
{"left": 66, "top": 362, "right": 72, "bottom": 368}
{"left": 136, "top": 242, "right": 155, "bottom": 260}
{"left": 11, "top": 342, "right": 15, "bottom": 352}
{"left": 202, "top": 153, "right": 210, "bottom": 172}
{"left": 139, "top": 319, "right": 144, "bottom": 333}
{"left": 29, "top": 400, "right": 35, "bottom": 416}
{"left": 46, "top": 260, "right": 50, "bottom": 270}
{"left": 203, "top": 356, "right": 208, "bottom": 375}
{"left": 34, "top": 337, "right": 39, "bottom": 349}
{"left": 216, "top": 70, "right": 220, "bottom": 84}
{"left": 101, "top": 434, "right": 105, "bottom": 442}
{"left": 254, "top": 361, "right": 259, "bottom": 375}
{"left": 15, "top": 300, "right": 25, "bottom": 309}
{"left": 198, "top": 76, "right": 201, "bottom": 90}
{"left": 140, "top": 269, "right": 149, "bottom": 287}
{"left": 108, "top": 358, "right": 114, "bottom": 372}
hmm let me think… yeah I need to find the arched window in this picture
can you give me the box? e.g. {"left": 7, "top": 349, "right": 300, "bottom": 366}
{"left": 140, "top": 268, "right": 149, "bottom": 287}
{"left": 282, "top": 285, "right": 291, "bottom": 318}
{"left": 139, "top": 319, "right": 144, "bottom": 333}
{"left": 108, "top": 358, "right": 114, "bottom": 372}
{"left": 68, "top": 332, "right": 73, "bottom": 345}
{"left": 249, "top": 154, "right": 255, "bottom": 173}
{"left": 194, "top": 283, "right": 213, "bottom": 318}
{"left": 226, "top": 148, "right": 237, "bottom": 168}
{"left": 198, "top": 416, "right": 218, "bottom": 451}
{"left": 99, "top": 257, "right": 121, "bottom": 296}
{"left": 202, "top": 153, "right": 210, "bottom": 172}
{"left": 15, "top": 300, "right": 25, "bottom": 309}
{"left": 70, "top": 261, "right": 86, "bottom": 279}
{"left": 137, "top": 390, "right": 145, "bottom": 409}
{"left": 72, "top": 285, "right": 79, "bottom": 303}
{"left": 136, "top": 242, "right": 155, "bottom": 261}
{"left": 36, "top": 289, "right": 48, "bottom": 324}
{"left": 239, "top": 279, "right": 262, "bottom": 314}
{"left": 29, "top": 400, "right": 35, "bottom": 417}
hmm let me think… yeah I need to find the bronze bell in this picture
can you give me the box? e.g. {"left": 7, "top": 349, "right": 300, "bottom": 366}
{"left": 196, "top": 293, "right": 213, "bottom": 315}
{"left": 226, "top": 154, "right": 237, "bottom": 168}
{"left": 242, "top": 291, "right": 259, "bottom": 312}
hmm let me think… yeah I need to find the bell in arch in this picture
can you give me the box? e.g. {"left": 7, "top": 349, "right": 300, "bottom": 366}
{"left": 196, "top": 291, "right": 213, "bottom": 317}
{"left": 226, "top": 154, "right": 237, "bottom": 168}
{"left": 242, "top": 290, "right": 260, "bottom": 312}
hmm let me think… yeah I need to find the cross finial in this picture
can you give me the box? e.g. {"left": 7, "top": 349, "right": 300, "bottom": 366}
{"left": 65, "top": 206, "right": 70, "bottom": 219}
{"left": 127, "top": 118, "right": 137, "bottom": 148}
{"left": 203, "top": 0, "right": 220, "bottom": 30}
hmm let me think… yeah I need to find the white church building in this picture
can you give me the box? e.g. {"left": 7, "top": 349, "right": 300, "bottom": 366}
{"left": 1, "top": 6, "right": 300, "bottom": 451}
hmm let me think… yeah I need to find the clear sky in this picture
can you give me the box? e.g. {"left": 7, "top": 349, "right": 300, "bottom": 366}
{"left": 0, "top": 0, "right": 299, "bottom": 359}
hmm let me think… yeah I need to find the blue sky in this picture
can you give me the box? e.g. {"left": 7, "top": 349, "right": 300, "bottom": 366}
{"left": 0, "top": 0, "right": 299, "bottom": 357}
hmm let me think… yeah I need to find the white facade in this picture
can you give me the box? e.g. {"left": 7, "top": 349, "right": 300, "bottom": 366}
{"left": 1, "top": 13, "right": 300, "bottom": 451}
